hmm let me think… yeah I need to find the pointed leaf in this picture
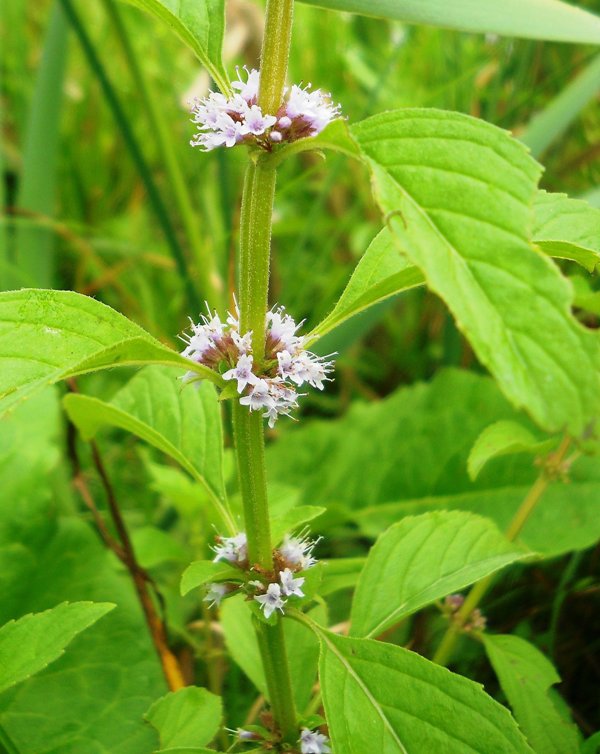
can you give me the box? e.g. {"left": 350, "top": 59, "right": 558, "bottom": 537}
{"left": 146, "top": 686, "right": 222, "bottom": 749}
{"left": 317, "top": 631, "right": 533, "bottom": 753}
{"left": 0, "top": 289, "right": 220, "bottom": 418}
{"left": 352, "top": 109, "right": 600, "bottom": 435}
{"left": 180, "top": 561, "right": 242, "bottom": 596}
{"left": 307, "top": 228, "right": 424, "bottom": 343}
{"left": 468, "top": 420, "right": 555, "bottom": 480}
{"left": 350, "top": 511, "right": 529, "bottom": 638}
{"left": 63, "top": 366, "right": 233, "bottom": 530}
{"left": 0, "top": 601, "right": 114, "bottom": 695}
{"left": 296, "top": 0, "right": 600, "bottom": 45}
{"left": 120, "top": 0, "right": 229, "bottom": 93}
{"left": 483, "top": 634, "right": 580, "bottom": 754}
{"left": 533, "top": 190, "right": 600, "bottom": 272}
{"left": 521, "top": 54, "right": 600, "bottom": 158}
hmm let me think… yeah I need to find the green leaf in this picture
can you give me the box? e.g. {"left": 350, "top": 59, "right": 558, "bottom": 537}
{"left": 268, "top": 369, "right": 600, "bottom": 557}
{"left": 307, "top": 228, "right": 424, "bottom": 343}
{"left": 468, "top": 420, "right": 556, "bottom": 480}
{"left": 581, "top": 732, "right": 600, "bottom": 754}
{"left": 320, "top": 558, "right": 366, "bottom": 596}
{"left": 533, "top": 190, "right": 600, "bottom": 273}
{"left": 0, "top": 602, "right": 114, "bottom": 695}
{"left": 63, "top": 366, "right": 234, "bottom": 531}
{"left": 131, "top": 526, "right": 188, "bottom": 569}
{"left": 352, "top": 109, "right": 600, "bottom": 435}
{"left": 180, "top": 561, "right": 242, "bottom": 597}
{"left": 317, "top": 631, "right": 533, "bottom": 753}
{"left": 296, "top": 0, "right": 600, "bottom": 45}
{"left": 0, "top": 518, "right": 166, "bottom": 753}
{"left": 220, "top": 595, "right": 325, "bottom": 710}
{"left": 145, "top": 686, "right": 222, "bottom": 749}
{"left": 270, "top": 505, "right": 326, "bottom": 546}
{"left": 0, "top": 289, "right": 220, "bottom": 418}
{"left": 273, "top": 118, "right": 361, "bottom": 165}
{"left": 521, "top": 54, "right": 600, "bottom": 158}
{"left": 13, "top": 3, "right": 68, "bottom": 288}
{"left": 120, "top": 0, "right": 229, "bottom": 93}
{"left": 350, "top": 512, "right": 528, "bottom": 638}
{"left": 483, "top": 634, "right": 580, "bottom": 754}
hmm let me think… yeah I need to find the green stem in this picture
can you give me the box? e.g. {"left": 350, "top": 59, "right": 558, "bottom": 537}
{"left": 432, "top": 435, "right": 573, "bottom": 667}
{"left": 59, "top": 0, "right": 201, "bottom": 314}
{"left": 231, "top": 0, "right": 297, "bottom": 743}
{"left": 101, "top": 0, "right": 223, "bottom": 310}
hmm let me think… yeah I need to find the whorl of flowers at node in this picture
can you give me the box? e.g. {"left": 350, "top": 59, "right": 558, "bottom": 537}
{"left": 180, "top": 302, "right": 334, "bottom": 427}
{"left": 202, "top": 529, "right": 321, "bottom": 620}
{"left": 189, "top": 67, "right": 341, "bottom": 152}
{"left": 443, "top": 593, "right": 487, "bottom": 633}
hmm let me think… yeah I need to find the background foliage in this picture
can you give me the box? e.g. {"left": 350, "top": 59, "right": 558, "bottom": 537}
{"left": 1, "top": 0, "right": 600, "bottom": 751}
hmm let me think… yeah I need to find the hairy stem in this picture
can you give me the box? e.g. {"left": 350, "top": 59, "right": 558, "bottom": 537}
{"left": 231, "top": 0, "right": 297, "bottom": 743}
{"left": 432, "top": 435, "right": 573, "bottom": 667}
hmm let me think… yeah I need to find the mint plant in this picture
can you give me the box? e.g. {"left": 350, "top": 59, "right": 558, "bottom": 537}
{"left": 2, "top": 0, "right": 600, "bottom": 752}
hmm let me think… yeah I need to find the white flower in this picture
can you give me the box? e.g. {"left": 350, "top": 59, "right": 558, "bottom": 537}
{"left": 213, "top": 532, "right": 248, "bottom": 564}
{"left": 280, "top": 568, "right": 305, "bottom": 597}
{"left": 240, "top": 105, "right": 277, "bottom": 136}
{"left": 255, "top": 583, "right": 287, "bottom": 619}
{"left": 300, "top": 728, "right": 331, "bottom": 754}
{"left": 267, "top": 307, "right": 303, "bottom": 351}
{"left": 279, "top": 532, "right": 319, "bottom": 570}
{"left": 231, "top": 66, "right": 260, "bottom": 103}
{"left": 203, "top": 582, "right": 228, "bottom": 608}
{"left": 223, "top": 353, "right": 259, "bottom": 393}
{"left": 239, "top": 379, "right": 275, "bottom": 412}
{"left": 285, "top": 84, "right": 341, "bottom": 135}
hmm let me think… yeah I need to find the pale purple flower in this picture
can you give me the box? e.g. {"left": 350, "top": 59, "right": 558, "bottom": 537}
{"left": 280, "top": 568, "right": 305, "bottom": 598}
{"left": 239, "top": 379, "right": 275, "bottom": 412}
{"left": 223, "top": 354, "right": 259, "bottom": 393}
{"left": 285, "top": 84, "right": 341, "bottom": 135}
{"left": 300, "top": 729, "right": 331, "bottom": 754}
{"left": 203, "top": 582, "right": 228, "bottom": 608}
{"left": 240, "top": 105, "right": 277, "bottom": 136}
{"left": 255, "top": 583, "right": 287, "bottom": 619}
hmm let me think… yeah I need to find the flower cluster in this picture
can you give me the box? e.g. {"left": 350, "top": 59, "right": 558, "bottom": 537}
{"left": 443, "top": 594, "right": 487, "bottom": 633}
{"left": 252, "top": 531, "right": 320, "bottom": 618}
{"left": 181, "top": 303, "right": 334, "bottom": 427}
{"left": 202, "top": 529, "right": 321, "bottom": 620}
{"left": 190, "top": 67, "right": 341, "bottom": 152}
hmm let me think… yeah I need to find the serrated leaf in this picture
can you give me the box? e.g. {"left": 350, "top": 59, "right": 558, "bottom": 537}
{"left": 352, "top": 109, "right": 600, "bottom": 435}
{"left": 468, "top": 420, "right": 556, "bottom": 480}
{"left": 220, "top": 595, "right": 325, "bottom": 710}
{"left": 350, "top": 511, "right": 528, "bottom": 638}
{"left": 0, "top": 289, "right": 220, "bottom": 418}
{"left": 268, "top": 369, "right": 600, "bottom": 557}
{"left": 317, "top": 631, "right": 533, "bottom": 753}
{"left": 120, "top": 0, "right": 229, "bottom": 93}
{"left": 533, "top": 191, "right": 600, "bottom": 272}
{"left": 296, "top": 0, "right": 600, "bottom": 45}
{"left": 63, "top": 366, "right": 234, "bottom": 531}
{"left": 307, "top": 228, "right": 424, "bottom": 343}
{"left": 0, "top": 602, "right": 114, "bottom": 695}
{"left": 145, "top": 687, "right": 222, "bottom": 750}
{"left": 180, "top": 560, "right": 242, "bottom": 596}
{"left": 483, "top": 634, "right": 580, "bottom": 754}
